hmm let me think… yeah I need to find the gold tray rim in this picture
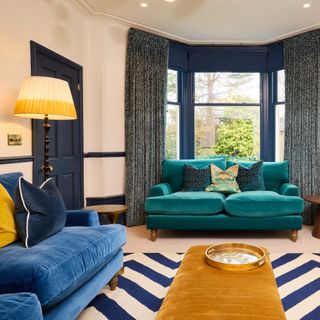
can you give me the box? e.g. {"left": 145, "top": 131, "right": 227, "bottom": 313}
{"left": 205, "top": 242, "right": 266, "bottom": 271}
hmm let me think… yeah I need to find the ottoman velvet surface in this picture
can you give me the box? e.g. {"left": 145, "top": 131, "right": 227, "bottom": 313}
{"left": 156, "top": 245, "right": 286, "bottom": 320}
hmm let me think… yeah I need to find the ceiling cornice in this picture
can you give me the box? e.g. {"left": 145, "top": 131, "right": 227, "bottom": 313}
{"left": 65, "top": 0, "right": 320, "bottom": 45}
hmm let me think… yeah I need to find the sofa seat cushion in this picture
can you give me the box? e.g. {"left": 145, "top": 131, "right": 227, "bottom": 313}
{"left": 224, "top": 191, "right": 304, "bottom": 218}
{"left": 0, "top": 224, "right": 126, "bottom": 309}
{"left": 145, "top": 191, "right": 225, "bottom": 215}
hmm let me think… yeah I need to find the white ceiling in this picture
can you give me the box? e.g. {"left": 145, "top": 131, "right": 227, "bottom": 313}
{"left": 69, "top": 0, "right": 320, "bottom": 44}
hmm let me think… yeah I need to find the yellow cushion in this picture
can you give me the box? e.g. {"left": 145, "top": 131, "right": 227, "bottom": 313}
{"left": 0, "top": 183, "right": 19, "bottom": 247}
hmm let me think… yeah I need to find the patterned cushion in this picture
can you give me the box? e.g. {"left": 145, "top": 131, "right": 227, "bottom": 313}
{"left": 237, "top": 161, "right": 265, "bottom": 191}
{"left": 183, "top": 165, "right": 211, "bottom": 191}
{"left": 14, "top": 177, "right": 66, "bottom": 248}
{"left": 206, "top": 164, "right": 240, "bottom": 194}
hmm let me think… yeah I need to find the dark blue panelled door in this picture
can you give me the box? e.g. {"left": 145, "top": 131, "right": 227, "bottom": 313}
{"left": 30, "top": 41, "right": 83, "bottom": 209}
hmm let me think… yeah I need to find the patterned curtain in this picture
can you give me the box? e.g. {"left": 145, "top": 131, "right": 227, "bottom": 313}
{"left": 284, "top": 30, "right": 320, "bottom": 224}
{"left": 125, "top": 29, "right": 169, "bottom": 226}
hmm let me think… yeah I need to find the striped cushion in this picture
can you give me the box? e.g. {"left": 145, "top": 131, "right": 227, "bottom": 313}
{"left": 206, "top": 164, "right": 240, "bottom": 194}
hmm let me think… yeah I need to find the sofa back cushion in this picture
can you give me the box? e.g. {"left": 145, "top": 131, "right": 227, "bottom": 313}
{"left": 0, "top": 172, "right": 23, "bottom": 199}
{"left": 227, "top": 160, "right": 289, "bottom": 192}
{"left": 262, "top": 161, "right": 289, "bottom": 191}
{"left": 162, "top": 159, "right": 226, "bottom": 192}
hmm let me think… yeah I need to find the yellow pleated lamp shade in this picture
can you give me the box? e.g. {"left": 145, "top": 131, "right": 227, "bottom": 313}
{"left": 14, "top": 76, "right": 77, "bottom": 120}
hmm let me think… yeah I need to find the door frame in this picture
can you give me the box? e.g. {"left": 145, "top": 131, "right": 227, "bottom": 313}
{"left": 30, "top": 40, "right": 84, "bottom": 207}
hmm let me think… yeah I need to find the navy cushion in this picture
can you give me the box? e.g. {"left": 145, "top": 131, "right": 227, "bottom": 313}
{"left": 0, "top": 172, "right": 22, "bottom": 199}
{"left": 14, "top": 177, "right": 66, "bottom": 247}
{"left": 0, "top": 224, "right": 126, "bottom": 309}
{"left": 183, "top": 165, "right": 211, "bottom": 191}
{"left": 0, "top": 293, "right": 43, "bottom": 320}
{"left": 236, "top": 161, "right": 265, "bottom": 191}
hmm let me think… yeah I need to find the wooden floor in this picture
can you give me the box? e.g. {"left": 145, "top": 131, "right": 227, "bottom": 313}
{"left": 123, "top": 224, "right": 319, "bottom": 253}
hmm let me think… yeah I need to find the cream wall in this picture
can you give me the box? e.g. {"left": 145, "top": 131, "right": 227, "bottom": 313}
{"left": 83, "top": 20, "right": 128, "bottom": 198}
{"left": 0, "top": 0, "right": 128, "bottom": 201}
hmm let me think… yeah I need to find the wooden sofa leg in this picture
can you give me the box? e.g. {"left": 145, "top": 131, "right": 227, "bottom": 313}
{"left": 108, "top": 275, "right": 118, "bottom": 291}
{"left": 151, "top": 229, "right": 158, "bottom": 241}
{"left": 290, "top": 230, "right": 298, "bottom": 242}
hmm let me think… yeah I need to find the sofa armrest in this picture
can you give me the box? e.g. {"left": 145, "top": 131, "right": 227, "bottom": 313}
{"left": 148, "top": 183, "right": 172, "bottom": 197}
{"left": 279, "top": 183, "right": 300, "bottom": 197}
{"left": 0, "top": 293, "right": 43, "bottom": 320}
{"left": 65, "top": 210, "right": 100, "bottom": 227}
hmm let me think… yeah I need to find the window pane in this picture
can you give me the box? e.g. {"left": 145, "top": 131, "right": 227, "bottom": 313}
{"left": 194, "top": 73, "right": 260, "bottom": 104}
{"left": 275, "top": 104, "right": 285, "bottom": 161}
{"left": 195, "top": 106, "right": 260, "bottom": 159}
{"left": 277, "top": 70, "right": 285, "bottom": 102}
{"left": 166, "top": 104, "right": 179, "bottom": 159}
{"left": 167, "top": 69, "right": 178, "bottom": 102}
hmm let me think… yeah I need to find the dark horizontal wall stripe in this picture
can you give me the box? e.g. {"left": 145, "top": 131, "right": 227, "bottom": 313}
{"left": 0, "top": 155, "right": 34, "bottom": 164}
{"left": 84, "top": 152, "right": 126, "bottom": 158}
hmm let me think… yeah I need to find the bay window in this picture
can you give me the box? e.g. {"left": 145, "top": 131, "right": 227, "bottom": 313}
{"left": 194, "top": 73, "right": 261, "bottom": 159}
{"left": 165, "top": 69, "right": 180, "bottom": 159}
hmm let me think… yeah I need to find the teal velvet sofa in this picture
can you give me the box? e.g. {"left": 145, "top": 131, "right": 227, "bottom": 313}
{"left": 145, "top": 159, "right": 304, "bottom": 242}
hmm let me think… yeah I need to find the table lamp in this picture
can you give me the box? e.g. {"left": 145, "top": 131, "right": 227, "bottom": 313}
{"left": 14, "top": 76, "right": 77, "bottom": 181}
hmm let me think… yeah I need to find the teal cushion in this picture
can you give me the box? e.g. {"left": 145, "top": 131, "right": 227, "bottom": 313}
{"left": 263, "top": 161, "right": 289, "bottom": 191}
{"left": 162, "top": 159, "right": 226, "bottom": 192}
{"left": 145, "top": 191, "right": 225, "bottom": 215}
{"left": 224, "top": 191, "right": 304, "bottom": 218}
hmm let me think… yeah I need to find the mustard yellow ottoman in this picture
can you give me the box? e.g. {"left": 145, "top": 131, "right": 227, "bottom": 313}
{"left": 156, "top": 245, "right": 286, "bottom": 320}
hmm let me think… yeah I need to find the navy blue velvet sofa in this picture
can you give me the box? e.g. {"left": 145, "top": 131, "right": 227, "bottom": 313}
{"left": 0, "top": 173, "right": 126, "bottom": 320}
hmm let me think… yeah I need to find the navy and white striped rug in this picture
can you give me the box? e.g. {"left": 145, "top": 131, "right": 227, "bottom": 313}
{"left": 79, "top": 253, "right": 320, "bottom": 320}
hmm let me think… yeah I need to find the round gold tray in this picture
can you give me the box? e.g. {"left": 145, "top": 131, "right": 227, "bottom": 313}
{"left": 205, "top": 243, "right": 266, "bottom": 271}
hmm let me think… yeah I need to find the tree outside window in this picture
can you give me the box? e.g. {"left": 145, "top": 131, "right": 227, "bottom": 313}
{"left": 275, "top": 70, "right": 285, "bottom": 161}
{"left": 165, "top": 70, "right": 180, "bottom": 159}
{"left": 194, "top": 73, "right": 260, "bottom": 159}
